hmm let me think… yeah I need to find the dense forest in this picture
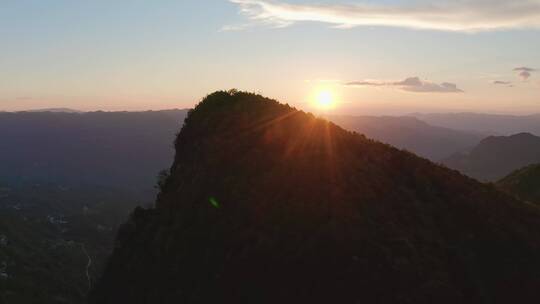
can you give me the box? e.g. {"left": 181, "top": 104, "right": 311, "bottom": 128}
{"left": 92, "top": 91, "right": 540, "bottom": 304}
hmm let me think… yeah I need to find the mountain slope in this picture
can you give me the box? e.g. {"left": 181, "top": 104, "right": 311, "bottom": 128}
{"left": 329, "top": 115, "right": 481, "bottom": 160}
{"left": 92, "top": 91, "right": 540, "bottom": 304}
{"left": 442, "top": 133, "right": 540, "bottom": 181}
{"left": 498, "top": 164, "right": 540, "bottom": 204}
{"left": 0, "top": 109, "right": 187, "bottom": 195}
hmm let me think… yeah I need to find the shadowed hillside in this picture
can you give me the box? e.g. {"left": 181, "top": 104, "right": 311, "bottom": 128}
{"left": 92, "top": 91, "right": 540, "bottom": 304}
{"left": 498, "top": 164, "right": 540, "bottom": 205}
{"left": 442, "top": 133, "right": 540, "bottom": 181}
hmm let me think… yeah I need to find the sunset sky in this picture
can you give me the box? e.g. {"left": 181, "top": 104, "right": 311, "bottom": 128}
{"left": 1, "top": 0, "right": 539, "bottom": 114}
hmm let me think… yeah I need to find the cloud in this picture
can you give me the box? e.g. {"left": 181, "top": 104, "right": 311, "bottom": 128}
{"left": 220, "top": 24, "right": 252, "bottom": 32}
{"left": 514, "top": 67, "right": 536, "bottom": 72}
{"left": 346, "top": 77, "right": 463, "bottom": 93}
{"left": 228, "top": 0, "right": 540, "bottom": 32}
{"left": 493, "top": 80, "right": 513, "bottom": 87}
{"left": 514, "top": 67, "right": 536, "bottom": 80}
{"left": 345, "top": 80, "right": 386, "bottom": 87}
{"left": 395, "top": 77, "right": 463, "bottom": 93}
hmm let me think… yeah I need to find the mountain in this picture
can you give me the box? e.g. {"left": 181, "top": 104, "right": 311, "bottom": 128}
{"left": 22, "top": 108, "right": 84, "bottom": 113}
{"left": 0, "top": 109, "right": 188, "bottom": 196}
{"left": 442, "top": 133, "right": 540, "bottom": 181}
{"left": 411, "top": 112, "right": 540, "bottom": 136}
{"left": 498, "top": 164, "right": 540, "bottom": 205}
{"left": 328, "top": 115, "right": 482, "bottom": 160}
{"left": 92, "top": 91, "right": 540, "bottom": 304}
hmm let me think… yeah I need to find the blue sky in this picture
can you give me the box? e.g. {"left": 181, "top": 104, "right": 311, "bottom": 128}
{"left": 1, "top": 0, "right": 539, "bottom": 114}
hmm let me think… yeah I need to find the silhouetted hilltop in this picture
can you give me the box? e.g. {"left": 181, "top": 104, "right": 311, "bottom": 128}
{"left": 442, "top": 133, "right": 540, "bottom": 181}
{"left": 92, "top": 91, "right": 540, "bottom": 304}
{"left": 329, "top": 115, "right": 481, "bottom": 160}
{"left": 498, "top": 163, "right": 540, "bottom": 205}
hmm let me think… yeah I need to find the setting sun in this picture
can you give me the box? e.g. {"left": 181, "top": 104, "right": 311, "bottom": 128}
{"left": 314, "top": 90, "right": 336, "bottom": 110}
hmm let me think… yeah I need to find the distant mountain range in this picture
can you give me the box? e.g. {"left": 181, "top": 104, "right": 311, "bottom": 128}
{"left": 92, "top": 91, "right": 540, "bottom": 304}
{"left": 0, "top": 109, "right": 188, "bottom": 196}
{"left": 442, "top": 133, "right": 540, "bottom": 181}
{"left": 329, "top": 115, "right": 482, "bottom": 160}
{"left": 411, "top": 112, "right": 540, "bottom": 136}
{"left": 21, "top": 108, "right": 84, "bottom": 113}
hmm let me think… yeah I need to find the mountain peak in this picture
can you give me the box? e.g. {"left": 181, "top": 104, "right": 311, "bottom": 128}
{"left": 92, "top": 91, "right": 540, "bottom": 304}
{"left": 509, "top": 132, "right": 538, "bottom": 139}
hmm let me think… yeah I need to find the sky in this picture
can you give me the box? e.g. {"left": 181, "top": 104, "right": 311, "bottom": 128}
{"left": 1, "top": 0, "right": 539, "bottom": 115}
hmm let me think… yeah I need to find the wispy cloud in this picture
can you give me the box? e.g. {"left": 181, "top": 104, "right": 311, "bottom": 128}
{"left": 514, "top": 67, "right": 537, "bottom": 81}
{"left": 220, "top": 23, "right": 252, "bottom": 32}
{"left": 493, "top": 80, "right": 514, "bottom": 87}
{"left": 346, "top": 77, "right": 463, "bottom": 93}
{"left": 346, "top": 80, "right": 386, "bottom": 87}
{"left": 228, "top": 0, "right": 540, "bottom": 32}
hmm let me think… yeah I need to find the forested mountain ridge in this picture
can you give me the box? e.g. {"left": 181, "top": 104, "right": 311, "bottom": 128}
{"left": 498, "top": 163, "right": 540, "bottom": 205}
{"left": 442, "top": 133, "right": 540, "bottom": 181}
{"left": 92, "top": 91, "right": 540, "bottom": 304}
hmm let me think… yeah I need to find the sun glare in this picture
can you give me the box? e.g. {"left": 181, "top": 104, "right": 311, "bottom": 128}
{"left": 314, "top": 90, "right": 336, "bottom": 110}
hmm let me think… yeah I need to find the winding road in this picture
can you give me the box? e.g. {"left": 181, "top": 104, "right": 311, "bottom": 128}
{"left": 80, "top": 243, "right": 92, "bottom": 294}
